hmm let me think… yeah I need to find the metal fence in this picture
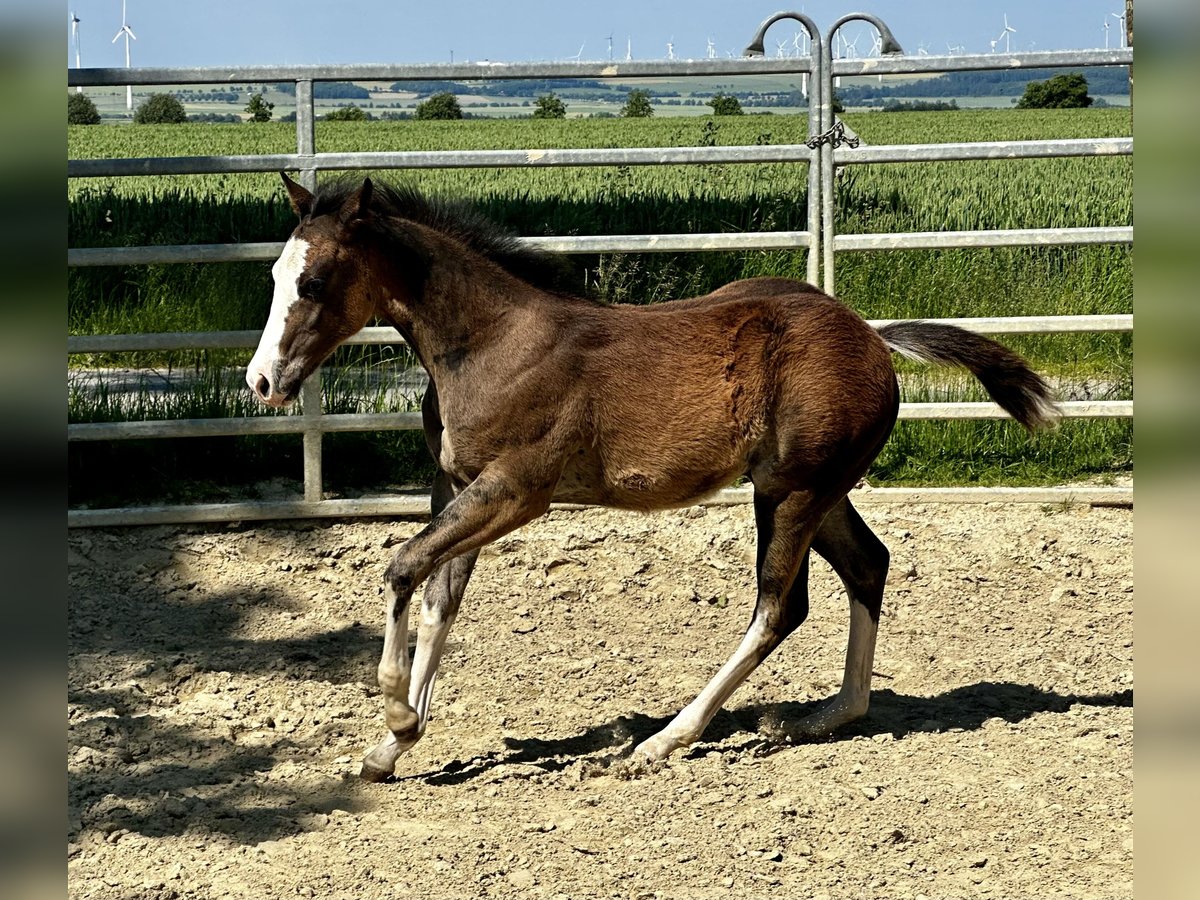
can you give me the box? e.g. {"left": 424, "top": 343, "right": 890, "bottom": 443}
{"left": 67, "top": 15, "right": 1133, "bottom": 527}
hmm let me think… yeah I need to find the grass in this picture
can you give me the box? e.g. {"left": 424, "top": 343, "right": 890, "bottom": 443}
{"left": 67, "top": 110, "right": 1133, "bottom": 506}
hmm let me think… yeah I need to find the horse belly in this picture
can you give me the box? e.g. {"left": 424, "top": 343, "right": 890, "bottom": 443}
{"left": 553, "top": 430, "right": 749, "bottom": 511}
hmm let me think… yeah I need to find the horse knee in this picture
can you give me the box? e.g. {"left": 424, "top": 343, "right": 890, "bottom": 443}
{"left": 384, "top": 555, "right": 418, "bottom": 600}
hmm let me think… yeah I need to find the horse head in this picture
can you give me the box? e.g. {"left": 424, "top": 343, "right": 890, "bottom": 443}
{"left": 246, "top": 173, "right": 380, "bottom": 407}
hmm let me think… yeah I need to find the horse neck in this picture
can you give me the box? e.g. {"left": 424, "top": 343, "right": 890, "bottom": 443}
{"left": 373, "top": 223, "right": 540, "bottom": 373}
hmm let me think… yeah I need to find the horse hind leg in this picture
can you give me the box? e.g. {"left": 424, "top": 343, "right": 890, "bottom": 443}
{"left": 794, "top": 496, "right": 889, "bottom": 738}
{"left": 633, "top": 489, "right": 823, "bottom": 762}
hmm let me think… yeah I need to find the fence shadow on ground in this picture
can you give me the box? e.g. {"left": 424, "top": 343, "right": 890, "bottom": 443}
{"left": 69, "top": 549, "right": 387, "bottom": 846}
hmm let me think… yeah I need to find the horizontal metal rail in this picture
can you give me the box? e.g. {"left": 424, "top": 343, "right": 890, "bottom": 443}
{"left": 835, "top": 138, "right": 1132, "bottom": 165}
{"left": 69, "top": 144, "right": 816, "bottom": 179}
{"left": 66, "top": 482, "right": 1133, "bottom": 529}
{"left": 898, "top": 400, "right": 1130, "bottom": 420}
{"left": 67, "top": 314, "right": 1134, "bottom": 355}
{"left": 835, "top": 226, "right": 1132, "bottom": 252}
{"left": 65, "top": 400, "right": 1133, "bottom": 444}
{"left": 830, "top": 48, "right": 1131, "bottom": 76}
{"left": 68, "top": 223, "right": 1130, "bottom": 267}
{"left": 64, "top": 48, "right": 1130, "bottom": 90}
{"left": 68, "top": 412, "right": 423, "bottom": 441}
{"left": 68, "top": 137, "right": 1129, "bottom": 181}
{"left": 67, "top": 230, "right": 813, "bottom": 268}
{"left": 67, "top": 56, "right": 817, "bottom": 88}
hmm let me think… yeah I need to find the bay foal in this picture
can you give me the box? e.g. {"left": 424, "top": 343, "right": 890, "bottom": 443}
{"left": 247, "top": 175, "right": 1058, "bottom": 781}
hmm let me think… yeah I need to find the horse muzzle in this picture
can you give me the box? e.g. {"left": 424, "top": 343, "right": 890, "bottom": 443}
{"left": 246, "top": 364, "right": 296, "bottom": 408}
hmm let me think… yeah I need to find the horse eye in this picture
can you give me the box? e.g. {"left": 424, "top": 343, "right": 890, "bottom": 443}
{"left": 301, "top": 277, "right": 326, "bottom": 299}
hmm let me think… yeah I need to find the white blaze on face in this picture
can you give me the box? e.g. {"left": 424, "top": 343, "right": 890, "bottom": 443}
{"left": 246, "top": 236, "right": 311, "bottom": 404}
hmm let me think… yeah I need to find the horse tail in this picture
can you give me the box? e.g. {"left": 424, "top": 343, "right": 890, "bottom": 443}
{"left": 875, "top": 321, "right": 1060, "bottom": 432}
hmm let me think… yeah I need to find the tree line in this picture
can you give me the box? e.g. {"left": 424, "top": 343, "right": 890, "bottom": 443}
{"left": 69, "top": 70, "right": 1101, "bottom": 126}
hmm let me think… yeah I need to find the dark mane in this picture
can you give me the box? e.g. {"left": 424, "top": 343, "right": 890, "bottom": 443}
{"left": 309, "top": 178, "right": 579, "bottom": 295}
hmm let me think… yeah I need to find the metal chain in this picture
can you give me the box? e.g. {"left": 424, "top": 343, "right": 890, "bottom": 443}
{"left": 805, "top": 120, "right": 860, "bottom": 150}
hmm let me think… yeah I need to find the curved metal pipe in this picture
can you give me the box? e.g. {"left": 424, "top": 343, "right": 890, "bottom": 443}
{"left": 743, "top": 10, "right": 823, "bottom": 60}
{"left": 743, "top": 11, "right": 824, "bottom": 285}
{"left": 827, "top": 12, "right": 904, "bottom": 58}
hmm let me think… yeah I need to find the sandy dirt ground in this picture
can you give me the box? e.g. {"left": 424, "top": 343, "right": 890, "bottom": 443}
{"left": 68, "top": 499, "right": 1132, "bottom": 899}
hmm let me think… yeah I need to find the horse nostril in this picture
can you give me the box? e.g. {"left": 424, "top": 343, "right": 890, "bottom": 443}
{"left": 255, "top": 375, "right": 271, "bottom": 399}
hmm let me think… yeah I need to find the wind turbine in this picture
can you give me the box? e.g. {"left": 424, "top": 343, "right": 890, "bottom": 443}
{"left": 706, "top": 37, "right": 716, "bottom": 59}
{"left": 567, "top": 43, "right": 585, "bottom": 62}
{"left": 71, "top": 11, "right": 82, "bottom": 93}
{"left": 111, "top": 0, "right": 136, "bottom": 111}
{"left": 1000, "top": 14, "right": 1016, "bottom": 54}
{"left": 666, "top": 39, "right": 674, "bottom": 61}
{"left": 1103, "top": 18, "right": 1111, "bottom": 49}
{"left": 1111, "top": 11, "right": 1127, "bottom": 48}
{"left": 870, "top": 34, "right": 885, "bottom": 82}
{"left": 833, "top": 33, "right": 860, "bottom": 87}
{"left": 607, "top": 32, "right": 614, "bottom": 62}
{"left": 793, "top": 32, "right": 810, "bottom": 96}
{"left": 625, "top": 36, "right": 632, "bottom": 61}
{"left": 775, "top": 38, "right": 789, "bottom": 59}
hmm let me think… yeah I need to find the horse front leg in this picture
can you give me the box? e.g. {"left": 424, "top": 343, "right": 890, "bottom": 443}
{"left": 360, "top": 551, "right": 479, "bottom": 781}
{"left": 359, "top": 459, "right": 557, "bottom": 782}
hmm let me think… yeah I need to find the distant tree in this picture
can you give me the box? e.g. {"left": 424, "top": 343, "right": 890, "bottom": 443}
{"left": 880, "top": 99, "right": 960, "bottom": 112}
{"left": 134, "top": 93, "right": 187, "bottom": 124}
{"left": 68, "top": 92, "right": 101, "bottom": 125}
{"left": 1017, "top": 73, "right": 1093, "bottom": 109}
{"left": 324, "top": 105, "right": 369, "bottom": 121}
{"left": 620, "top": 89, "right": 654, "bottom": 118}
{"left": 415, "top": 92, "right": 463, "bottom": 120}
{"left": 245, "top": 93, "right": 274, "bottom": 122}
{"left": 188, "top": 112, "right": 241, "bottom": 123}
{"left": 531, "top": 92, "right": 567, "bottom": 119}
{"left": 708, "top": 92, "right": 744, "bottom": 116}
{"left": 830, "top": 90, "right": 845, "bottom": 114}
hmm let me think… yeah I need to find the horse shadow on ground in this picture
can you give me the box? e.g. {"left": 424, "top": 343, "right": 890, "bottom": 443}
{"left": 404, "top": 683, "right": 1133, "bottom": 787}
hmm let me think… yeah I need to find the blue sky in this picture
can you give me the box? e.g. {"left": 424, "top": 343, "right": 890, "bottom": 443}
{"left": 67, "top": 1, "right": 1129, "bottom": 69}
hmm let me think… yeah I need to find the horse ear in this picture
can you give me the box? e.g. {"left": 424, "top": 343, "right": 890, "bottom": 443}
{"left": 281, "top": 173, "right": 313, "bottom": 219}
{"left": 341, "top": 177, "right": 374, "bottom": 225}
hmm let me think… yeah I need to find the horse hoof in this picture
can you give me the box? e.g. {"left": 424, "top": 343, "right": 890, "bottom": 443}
{"left": 359, "top": 760, "right": 394, "bottom": 783}
{"left": 632, "top": 735, "right": 675, "bottom": 763}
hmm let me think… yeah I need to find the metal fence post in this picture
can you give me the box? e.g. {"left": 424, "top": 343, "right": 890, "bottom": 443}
{"left": 820, "top": 30, "right": 837, "bottom": 296}
{"left": 743, "top": 11, "right": 823, "bottom": 286}
{"left": 295, "top": 79, "right": 324, "bottom": 503}
{"left": 804, "top": 30, "right": 823, "bottom": 287}
{"left": 821, "top": 14, "right": 904, "bottom": 296}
